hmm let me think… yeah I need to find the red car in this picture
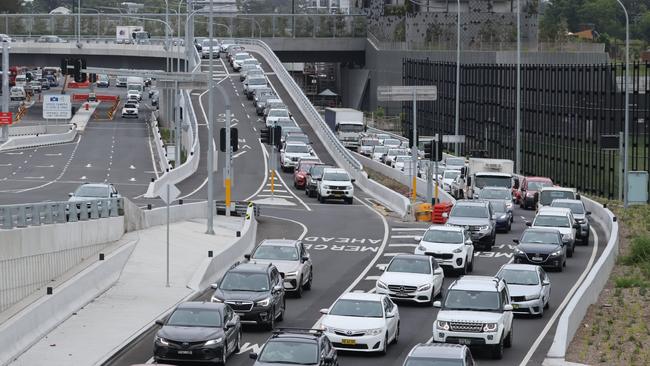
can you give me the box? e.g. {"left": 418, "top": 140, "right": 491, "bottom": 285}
{"left": 517, "top": 176, "right": 554, "bottom": 209}
{"left": 293, "top": 158, "right": 321, "bottom": 189}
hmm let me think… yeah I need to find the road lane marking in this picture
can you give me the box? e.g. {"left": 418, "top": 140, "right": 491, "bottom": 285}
{"left": 518, "top": 226, "right": 599, "bottom": 365}
{"left": 388, "top": 243, "right": 418, "bottom": 248}
{"left": 391, "top": 235, "right": 419, "bottom": 239}
{"left": 34, "top": 165, "right": 54, "bottom": 168}
{"left": 259, "top": 215, "right": 308, "bottom": 240}
{"left": 365, "top": 276, "right": 380, "bottom": 281}
{"left": 391, "top": 228, "right": 427, "bottom": 231}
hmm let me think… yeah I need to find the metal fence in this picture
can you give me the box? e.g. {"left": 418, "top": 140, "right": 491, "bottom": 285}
{"left": 0, "top": 198, "right": 124, "bottom": 230}
{"left": 402, "top": 59, "right": 650, "bottom": 201}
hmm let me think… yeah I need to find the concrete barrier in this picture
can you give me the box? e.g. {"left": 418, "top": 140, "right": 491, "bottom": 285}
{"left": 72, "top": 101, "right": 99, "bottom": 134}
{"left": 143, "top": 201, "right": 208, "bottom": 228}
{"left": 9, "top": 125, "right": 71, "bottom": 136}
{"left": 0, "top": 127, "right": 76, "bottom": 151}
{"left": 355, "top": 173, "right": 410, "bottom": 217}
{"left": 149, "top": 112, "right": 171, "bottom": 174}
{"left": 546, "top": 197, "right": 619, "bottom": 361}
{"left": 0, "top": 240, "right": 137, "bottom": 366}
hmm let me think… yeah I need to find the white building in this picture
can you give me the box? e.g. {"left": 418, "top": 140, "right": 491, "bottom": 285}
{"left": 308, "top": 0, "right": 352, "bottom": 14}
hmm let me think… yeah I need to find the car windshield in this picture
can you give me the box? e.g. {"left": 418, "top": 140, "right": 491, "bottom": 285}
{"left": 322, "top": 172, "right": 350, "bottom": 181}
{"left": 75, "top": 186, "right": 108, "bottom": 197}
{"left": 534, "top": 215, "right": 570, "bottom": 228}
{"left": 282, "top": 128, "right": 302, "bottom": 136}
{"left": 258, "top": 340, "right": 318, "bottom": 364}
{"left": 373, "top": 146, "right": 389, "bottom": 154}
{"left": 388, "top": 149, "right": 408, "bottom": 156}
{"left": 405, "top": 359, "right": 463, "bottom": 366}
{"left": 475, "top": 176, "right": 512, "bottom": 189}
{"left": 446, "top": 158, "right": 465, "bottom": 166}
{"left": 539, "top": 190, "right": 575, "bottom": 205}
{"left": 235, "top": 54, "right": 250, "bottom": 60}
{"left": 166, "top": 308, "right": 222, "bottom": 327}
{"left": 219, "top": 272, "right": 269, "bottom": 292}
{"left": 480, "top": 189, "right": 511, "bottom": 200}
{"left": 248, "top": 78, "right": 266, "bottom": 86}
{"left": 329, "top": 299, "right": 383, "bottom": 318}
{"left": 386, "top": 258, "right": 431, "bottom": 274}
{"left": 202, "top": 39, "right": 219, "bottom": 46}
{"left": 248, "top": 70, "right": 264, "bottom": 78}
{"left": 444, "top": 289, "right": 500, "bottom": 311}
{"left": 269, "top": 109, "right": 290, "bottom": 118}
{"left": 450, "top": 205, "right": 488, "bottom": 218}
{"left": 528, "top": 181, "right": 553, "bottom": 191}
{"left": 362, "top": 139, "right": 380, "bottom": 146}
{"left": 384, "top": 139, "right": 401, "bottom": 146}
{"left": 338, "top": 124, "right": 364, "bottom": 133}
{"left": 422, "top": 229, "right": 463, "bottom": 244}
{"left": 499, "top": 269, "right": 539, "bottom": 286}
{"left": 298, "top": 163, "right": 316, "bottom": 172}
{"left": 287, "top": 135, "right": 309, "bottom": 144}
{"left": 286, "top": 145, "right": 310, "bottom": 154}
{"left": 444, "top": 171, "right": 460, "bottom": 179}
{"left": 491, "top": 201, "right": 508, "bottom": 214}
{"left": 124, "top": 104, "right": 137, "bottom": 109}
{"left": 253, "top": 245, "right": 299, "bottom": 261}
{"left": 395, "top": 156, "right": 410, "bottom": 162}
{"left": 309, "top": 166, "right": 326, "bottom": 177}
{"left": 276, "top": 119, "right": 296, "bottom": 128}
{"left": 551, "top": 201, "right": 585, "bottom": 214}
{"left": 520, "top": 231, "right": 560, "bottom": 244}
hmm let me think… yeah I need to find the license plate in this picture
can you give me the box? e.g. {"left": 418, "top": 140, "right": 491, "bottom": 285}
{"left": 532, "top": 256, "right": 543, "bottom": 261}
{"left": 177, "top": 350, "right": 193, "bottom": 355}
{"left": 458, "top": 338, "right": 472, "bottom": 345}
{"left": 341, "top": 339, "right": 356, "bottom": 345}
{"left": 333, "top": 194, "right": 343, "bottom": 197}
{"left": 512, "top": 304, "right": 520, "bottom": 309}
{"left": 394, "top": 293, "right": 409, "bottom": 297}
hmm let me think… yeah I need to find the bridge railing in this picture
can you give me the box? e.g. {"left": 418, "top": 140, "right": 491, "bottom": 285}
{"left": 0, "top": 198, "right": 124, "bottom": 230}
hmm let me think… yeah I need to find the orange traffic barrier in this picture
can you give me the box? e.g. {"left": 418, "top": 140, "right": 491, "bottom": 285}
{"left": 432, "top": 202, "right": 453, "bottom": 224}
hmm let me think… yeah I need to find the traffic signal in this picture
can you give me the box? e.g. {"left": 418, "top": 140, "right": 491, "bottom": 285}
{"left": 260, "top": 127, "right": 270, "bottom": 144}
{"left": 219, "top": 127, "right": 239, "bottom": 152}
{"left": 73, "top": 58, "right": 87, "bottom": 82}
{"left": 89, "top": 73, "right": 97, "bottom": 83}
{"left": 271, "top": 126, "right": 282, "bottom": 147}
{"left": 423, "top": 141, "right": 433, "bottom": 160}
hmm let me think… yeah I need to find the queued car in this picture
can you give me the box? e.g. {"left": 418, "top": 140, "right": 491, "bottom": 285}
{"left": 445, "top": 200, "right": 497, "bottom": 250}
{"left": 536, "top": 186, "right": 578, "bottom": 210}
{"left": 359, "top": 137, "right": 380, "bottom": 156}
{"left": 265, "top": 108, "right": 292, "bottom": 127}
{"left": 492, "top": 200, "right": 513, "bottom": 233}
{"left": 320, "top": 293, "right": 400, "bottom": 354}
{"left": 305, "top": 164, "right": 331, "bottom": 198}
{"left": 517, "top": 176, "right": 553, "bottom": 209}
{"left": 375, "top": 254, "right": 444, "bottom": 304}
{"left": 294, "top": 158, "right": 321, "bottom": 189}
{"left": 67, "top": 182, "right": 122, "bottom": 216}
{"left": 96, "top": 74, "right": 110, "bottom": 87}
{"left": 441, "top": 169, "right": 461, "bottom": 193}
{"left": 551, "top": 198, "right": 591, "bottom": 244}
{"left": 316, "top": 168, "right": 354, "bottom": 204}
{"left": 200, "top": 38, "right": 220, "bottom": 59}
{"left": 250, "top": 328, "right": 338, "bottom": 366}
{"left": 513, "top": 228, "right": 566, "bottom": 271}
{"left": 121, "top": 102, "right": 139, "bottom": 118}
{"left": 232, "top": 52, "right": 252, "bottom": 70}
{"left": 403, "top": 343, "right": 475, "bottom": 366}
{"left": 478, "top": 186, "right": 514, "bottom": 223}
{"left": 371, "top": 146, "right": 389, "bottom": 162}
{"left": 153, "top": 302, "right": 241, "bottom": 365}
{"left": 414, "top": 225, "right": 474, "bottom": 275}
{"left": 245, "top": 239, "right": 313, "bottom": 298}
{"left": 10, "top": 86, "right": 26, "bottom": 101}
{"left": 528, "top": 206, "right": 578, "bottom": 257}
{"left": 255, "top": 91, "right": 277, "bottom": 115}
{"left": 281, "top": 142, "right": 315, "bottom": 172}
{"left": 496, "top": 263, "right": 551, "bottom": 317}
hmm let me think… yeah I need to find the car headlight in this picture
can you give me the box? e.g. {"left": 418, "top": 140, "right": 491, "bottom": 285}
{"left": 366, "top": 328, "right": 384, "bottom": 336}
{"left": 322, "top": 185, "right": 330, "bottom": 190}
{"left": 256, "top": 297, "right": 271, "bottom": 307}
{"left": 417, "top": 245, "right": 427, "bottom": 251}
{"left": 452, "top": 247, "right": 463, "bottom": 253}
{"left": 550, "top": 249, "right": 563, "bottom": 256}
{"left": 506, "top": 202, "right": 513, "bottom": 209}
{"left": 436, "top": 320, "right": 450, "bottom": 331}
{"left": 204, "top": 337, "right": 223, "bottom": 346}
{"left": 320, "top": 325, "right": 329, "bottom": 332}
{"left": 514, "top": 247, "right": 524, "bottom": 255}
{"left": 525, "top": 294, "right": 540, "bottom": 300}
{"left": 499, "top": 214, "right": 508, "bottom": 220}
{"left": 526, "top": 191, "right": 534, "bottom": 197}
{"left": 376, "top": 280, "right": 388, "bottom": 290}
{"left": 210, "top": 296, "right": 223, "bottom": 303}
{"left": 479, "top": 225, "right": 490, "bottom": 231}
{"left": 285, "top": 271, "right": 298, "bottom": 277}
{"left": 155, "top": 336, "right": 169, "bottom": 346}
{"left": 562, "top": 233, "right": 572, "bottom": 241}
{"left": 483, "top": 323, "right": 498, "bottom": 332}
{"left": 417, "top": 283, "right": 432, "bottom": 291}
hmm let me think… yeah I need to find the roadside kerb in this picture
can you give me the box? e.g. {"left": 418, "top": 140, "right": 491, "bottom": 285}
{"left": 0, "top": 127, "right": 76, "bottom": 151}
{"left": 72, "top": 101, "right": 99, "bottom": 134}
{"left": 0, "top": 240, "right": 137, "bottom": 366}
{"left": 149, "top": 111, "right": 171, "bottom": 174}
{"left": 9, "top": 124, "right": 71, "bottom": 136}
{"left": 545, "top": 197, "right": 619, "bottom": 362}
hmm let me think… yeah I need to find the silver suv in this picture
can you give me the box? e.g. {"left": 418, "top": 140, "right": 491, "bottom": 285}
{"left": 445, "top": 200, "right": 497, "bottom": 250}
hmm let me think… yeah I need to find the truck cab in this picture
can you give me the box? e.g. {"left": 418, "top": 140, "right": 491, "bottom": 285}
{"left": 455, "top": 158, "right": 515, "bottom": 199}
{"left": 324, "top": 108, "right": 365, "bottom": 151}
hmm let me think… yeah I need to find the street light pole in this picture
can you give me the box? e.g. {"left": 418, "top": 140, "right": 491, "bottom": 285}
{"left": 77, "top": 0, "right": 81, "bottom": 44}
{"left": 515, "top": 0, "right": 522, "bottom": 174}
{"left": 454, "top": 0, "right": 461, "bottom": 156}
{"left": 206, "top": 0, "right": 215, "bottom": 234}
{"left": 615, "top": 0, "right": 630, "bottom": 207}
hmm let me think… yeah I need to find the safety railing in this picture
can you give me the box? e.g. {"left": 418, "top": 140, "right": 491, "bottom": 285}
{"left": 0, "top": 198, "right": 124, "bottom": 230}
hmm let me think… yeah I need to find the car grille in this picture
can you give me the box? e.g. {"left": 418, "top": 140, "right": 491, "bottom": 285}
{"left": 525, "top": 253, "right": 549, "bottom": 263}
{"left": 291, "top": 157, "right": 299, "bottom": 161}
{"left": 329, "top": 186, "right": 348, "bottom": 190}
{"left": 388, "top": 285, "right": 417, "bottom": 293}
{"left": 449, "top": 321, "right": 484, "bottom": 332}
{"left": 167, "top": 340, "right": 206, "bottom": 348}
{"left": 332, "top": 328, "right": 365, "bottom": 337}
{"left": 511, "top": 296, "right": 527, "bottom": 302}
{"left": 332, "top": 342, "right": 369, "bottom": 349}
{"left": 425, "top": 252, "right": 453, "bottom": 260}
{"left": 467, "top": 225, "right": 483, "bottom": 232}
{"left": 225, "top": 301, "right": 253, "bottom": 312}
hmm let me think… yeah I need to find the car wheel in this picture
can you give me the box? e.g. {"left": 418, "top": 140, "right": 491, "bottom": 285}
{"left": 305, "top": 188, "right": 310, "bottom": 196}
{"left": 303, "top": 270, "right": 313, "bottom": 290}
{"left": 234, "top": 330, "right": 241, "bottom": 353}
{"left": 295, "top": 277, "right": 303, "bottom": 298}
{"left": 219, "top": 347, "right": 227, "bottom": 365}
{"left": 459, "top": 260, "right": 467, "bottom": 276}
{"left": 278, "top": 298, "right": 286, "bottom": 321}
{"left": 544, "top": 298, "right": 550, "bottom": 310}
{"left": 504, "top": 327, "right": 513, "bottom": 348}
{"left": 567, "top": 246, "right": 574, "bottom": 258}
{"left": 492, "top": 339, "right": 504, "bottom": 359}
{"left": 507, "top": 222, "right": 512, "bottom": 233}
{"left": 537, "top": 302, "right": 545, "bottom": 318}
{"left": 392, "top": 322, "right": 400, "bottom": 344}
{"left": 468, "top": 256, "right": 474, "bottom": 272}
{"left": 346, "top": 197, "right": 353, "bottom": 205}
{"left": 379, "top": 334, "right": 388, "bottom": 355}
{"left": 318, "top": 194, "right": 325, "bottom": 203}
{"left": 265, "top": 308, "right": 276, "bottom": 330}
{"left": 557, "top": 262, "right": 564, "bottom": 272}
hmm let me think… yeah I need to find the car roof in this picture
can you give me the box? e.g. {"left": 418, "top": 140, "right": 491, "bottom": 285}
{"left": 286, "top": 142, "right": 308, "bottom": 147}
{"left": 323, "top": 168, "right": 346, "bottom": 173}
{"left": 537, "top": 207, "right": 572, "bottom": 216}
{"left": 339, "top": 292, "right": 384, "bottom": 301}
{"left": 78, "top": 183, "right": 111, "bottom": 188}
{"left": 176, "top": 301, "right": 225, "bottom": 311}
{"left": 481, "top": 186, "right": 511, "bottom": 191}
{"left": 499, "top": 263, "right": 540, "bottom": 272}
{"left": 451, "top": 276, "right": 502, "bottom": 291}
{"left": 455, "top": 199, "right": 490, "bottom": 207}
{"left": 523, "top": 227, "right": 562, "bottom": 235}
{"left": 541, "top": 186, "right": 575, "bottom": 192}
{"left": 258, "top": 239, "right": 299, "bottom": 247}
{"left": 427, "top": 225, "right": 464, "bottom": 232}
{"left": 475, "top": 172, "right": 512, "bottom": 177}
{"left": 408, "top": 343, "right": 467, "bottom": 358}
{"left": 390, "top": 254, "right": 430, "bottom": 262}
{"left": 231, "top": 262, "right": 271, "bottom": 273}
{"left": 526, "top": 176, "right": 552, "bottom": 182}
{"left": 551, "top": 199, "right": 583, "bottom": 205}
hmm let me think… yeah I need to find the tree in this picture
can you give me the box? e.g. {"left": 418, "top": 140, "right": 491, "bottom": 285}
{"left": 579, "top": 0, "right": 624, "bottom": 39}
{"left": 636, "top": 11, "right": 650, "bottom": 43}
{"left": 0, "top": 0, "right": 22, "bottom": 13}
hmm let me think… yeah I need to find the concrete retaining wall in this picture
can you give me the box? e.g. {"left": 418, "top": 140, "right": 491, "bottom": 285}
{"left": 0, "top": 240, "right": 136, "bottom": 366}
{"left": 150, "top": 112, "right": 171, "bottom": 174}
{"left": 546, "top": 197, "right": 618, "bottom": 361}
{"left": 8, "top": 125, "right": 71, "bottom": 136}
{"left": 0, "top": 127, "right": 76, "bottom": 151}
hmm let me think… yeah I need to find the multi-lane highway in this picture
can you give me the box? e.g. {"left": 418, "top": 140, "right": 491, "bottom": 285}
{"left": 98, "top": 50, "right": 607, "bottom": 366}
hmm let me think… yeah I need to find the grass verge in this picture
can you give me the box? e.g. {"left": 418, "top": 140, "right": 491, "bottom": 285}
{"left": 566, "top": 203, "right": 650, "bottom": 365}
{"left": 365, "top": 167, "right": 411, "bottom": 198}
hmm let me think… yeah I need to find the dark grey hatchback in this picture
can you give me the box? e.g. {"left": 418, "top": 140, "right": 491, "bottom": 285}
{"left": 250, "top": 328, "right": 338, "bottom": 366}
{"left": 153, "top": 302, "right": 241, "bottom": 365}
{"left": 513, "top": 228, "right": 567, "bottom": 272}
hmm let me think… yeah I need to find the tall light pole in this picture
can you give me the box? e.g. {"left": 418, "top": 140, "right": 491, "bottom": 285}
{"left": 454, "top": 0, "right": 461, "bottom": 156}
{"left": 206, "top": 0, "right": 215, "bottom": 234}
{"left": 515, "top": 0, "right": 522, "bottom": 174}
{"left": 615, "top": 0, "right": 630, "bottom": 207}
{"left": 77, "top": 0, "right": 81, "bottom": 44}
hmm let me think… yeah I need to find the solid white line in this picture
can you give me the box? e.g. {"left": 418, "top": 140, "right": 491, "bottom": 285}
{"left": 260, "top": 215, "right": 308, "bottom": 240}
{"left": 518, "top": 226, "right": 600, "bottom": 366}
{"left": 233, "top": 150, "right": 248, "bottom": 159}
{"left": 263, "top": 189, "right": 287, "bottom": 193}
{"left": 388, "top": 244, "right": 418, "bottom": 248}
{"left": 391, "top": 228, "right": 427, "bottom": 232}
{"left": 272, "top": 165, "right": 312, "bottom": 211}
{"left": 392, "top": 235, "right": 419, "bottom": 239}
{"left": 257, "top": 194, "right": 293, "bottom": 199}
{"left": 365, "top": 276, "right": 380, "bottom": 281}
{"left": 383, "top": 252, "right": 407, "bottom": 257}
{"left": 311, "top": 197, "right": 390, "bottom": 330}
{"left": 244, "top": 139, "right": 269, "bottom": 201}
{"left": 367, "top": 288, "right": 377, "bottom": 293}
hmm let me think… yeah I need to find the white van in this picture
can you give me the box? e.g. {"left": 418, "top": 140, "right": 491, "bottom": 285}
{"left": 10, "top": 86, "right": 26, "bottom": 101}
{"left": 15, "top": 74, "right": 27, "bottom": 87}
{"left": 536, "top": 186, "right": 578, "bottom": 210}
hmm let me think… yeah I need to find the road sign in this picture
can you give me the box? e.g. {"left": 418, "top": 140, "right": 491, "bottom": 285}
{"left": 43, "top": 94, "right": 72, "bottom": 119}
{"left": 442, "top": 135, "right": 466, "bottom": 143}
{"left": 0, "top": 112, "right": 12, "bottom": 125}
{"left": 156, "top": 183, "right": 180, "bottom": 205}
{"left": 600, "top": 134, "right": 620, "bottom": 150}
{"left": 377, "top": 85, "right": 437, "bottom": 102}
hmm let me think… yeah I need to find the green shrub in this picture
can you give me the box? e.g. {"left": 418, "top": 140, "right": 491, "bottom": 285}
{"left": 620, "top": 236, "right": 650, "bottom": 266}
{"left": 614, "top": 276, "right": 648, "bottom": 288}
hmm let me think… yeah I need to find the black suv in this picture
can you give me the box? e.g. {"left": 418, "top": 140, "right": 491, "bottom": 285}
{"left": 250, "top": 328, "right": 338, "bottom": 366}
{"left": 305, "top": 164, "right": 332, "bottom": 198}
{"left": 211, "top": 262, "right": 286, "bottom": 330}
{"left": 153, "top": 302, "right": 241, "bottom": 365}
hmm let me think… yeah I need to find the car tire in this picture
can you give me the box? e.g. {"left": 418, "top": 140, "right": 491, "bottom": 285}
{"left": 379, "top": 334, "right": 388, "bottom": 355}
{"left": 318, "top": 194, "right": 325, "bottom": 203}
{"left": 537, "top": 303, "right": 545, "bottom": 318}
{"left": 567, "top": 246, "right": 574, "bottom": 258}
{"left": 392, "top": 322, "right": 400, "bottom": 344}
{"left": 219, "top": 347, "right": 227, "bottom": 365}
{"left": 492, "top": 339, "right": 504, "bottom": 360}
{"left": 278, "top": 298, "right": 286, "bottom": 321}
{"left": 303, "top": 270, "right": 313, "bottom": 290}
{"left": 295, "top": 277, "right": 303, "bottom": 298}
{"left": 504, "top": 327, "right": 513, "bottom": 348}
{"left": 557, "top": 262, "right": 564, "bottom": 272}
{"left": 234, "top": 330, "right": 241, "bottom": 353}
{"left": 544, "top": 298, "right": 550, "bottom": 310}
{"left": 468, "top": 256, "right": 474, "bottom": 272}
{"left": 265, "top": 308, "right": 276, "bottom": 330}
{"left": 346, "top": 197, "right": 353, "bottom": 205}
{"left": 459, "top": 260, "right": 468, "bottom": 276}
{"left": 305, "top": 188, "right": 310, "bottom": 196}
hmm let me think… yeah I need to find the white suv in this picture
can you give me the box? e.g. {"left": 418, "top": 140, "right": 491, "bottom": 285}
{"left": 121, "top": 102, "right": 139, "bottom": 118}
{"left": 316, "top": 168, "right": 354, "bottom": 204}
{"left": 375, "top": 254, "right": 444, "bottom": 304}
{"left": 280, "top": 142, "right": 314, "bottom": 172}
{"left": 433, "top": 276, "right": 514, "bottom": 360}
{"left": 528, "top": 206, "right": 578, "bottom": 257}
{"left": 414, "top": 225, "right": 474, "bottom": 275}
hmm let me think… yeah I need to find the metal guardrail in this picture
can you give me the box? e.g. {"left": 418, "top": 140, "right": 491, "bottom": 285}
{"left": 0, "top": 198, "right": 124, "bottom": 230}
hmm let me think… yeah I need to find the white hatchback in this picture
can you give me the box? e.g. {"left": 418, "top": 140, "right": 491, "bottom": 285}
{"left": 320, "top": 292, "right": 399, "bottom": 354}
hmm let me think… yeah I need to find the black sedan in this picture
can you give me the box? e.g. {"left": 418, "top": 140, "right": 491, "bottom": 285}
{"left": 513, "top": 228, "right": 567, "bottom": 271}
{"left": 154, "top": 302, "right": 241, "bottom": 365}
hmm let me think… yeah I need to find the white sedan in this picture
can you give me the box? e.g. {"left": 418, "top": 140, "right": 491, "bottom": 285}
{"left": 320, "top": 293, "right": 399, "bottom": 354}
{"left": 496, "top": 263, "right": 551, "bottom": 317}
{"left": 375, "top": 254, "right": 444, "bottom": 304}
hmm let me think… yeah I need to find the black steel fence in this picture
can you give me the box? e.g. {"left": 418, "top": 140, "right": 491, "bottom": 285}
{"left": 402, "top": 59, "right": 650, "bottom": 201}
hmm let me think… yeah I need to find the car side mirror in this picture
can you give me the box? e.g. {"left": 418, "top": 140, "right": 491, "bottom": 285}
{"left": 542, "top": 280, "right": 551, "bottom": 286}
{"left": 513, "top": 239, "right": 519, "bottom": 244}
{"left": 301, "top": 255, "right": 309, "bottom": 263}
{"left": 433, "top": 301, "right": 441, "bottom": 308}
{"left": 504, "top": 304, "right": 513, "bottom": 311}
{"left": 225, "top": 319, "right": 236, "bottom": 329}
{"left": 244, "top": 254, "right": 251, "bottom": 260}
{"left": 68, "top": 192, "right": 74, "bottom": 197}
{"left": 576, "top": 193, "right": 581, "bottom": 200}
{"left": 465, "top": 240, "right": 473, "bottom": 245}
{"left": 442, "top": 212, "right": 448, "bottom": 218}
{"left": 586, "top": 211, "right": 592, "bottom": 215}
{"left": 513, "top": 177, "right": 520, "bottom": 189}
{"left": 210, "top": 283, "right": 219, "bottom": 289}
{"left": 280, "top": 149, "right": 284, "bottom": 153}
{"left": 249, "top": 353, "right": 258, "bottom": 360}
{"left": 273, "top": 285, "right": 283, "bottom": 292}
{"left": 414, "top": 236, "right": 422, "bottom": 242}
{"left": 434, "top": 267, "right": 444, "bottom": 275}
{"left": 491, "top": 214, "right": 497, "bottom": 220}
{"left": 385, "top": 312, "right": 395, "bottom": 318}
{"left": 573, "top": 223, "right": 580, "bottom": 229}
{"left": 525, "top": 221, "right": 532, "bottom": 227}
{"left": 534, "top": 192, "right": 539, "bottom": 203}
{"left": 155, "top": 319, "right": 164, "bottom": 326}
{"left": 320, "top": 308, "right": 329, "bottom": 315}
{"left": 351, "top": 178, "right": 356, "bottom": 183}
